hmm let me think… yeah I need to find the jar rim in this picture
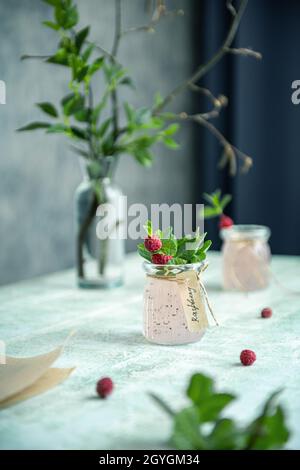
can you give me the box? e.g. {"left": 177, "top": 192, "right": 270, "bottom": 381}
{"left": 143, "top": 260, "right": 206, "bottom": 275}
{"left": 220, "top": 224, "right": 271, "bottom": 241}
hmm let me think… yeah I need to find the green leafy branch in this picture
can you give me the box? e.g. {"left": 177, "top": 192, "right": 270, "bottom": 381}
{"left": 151, "top": 373, "right": 290, "bottom": 450}
{"left": 18, "top": 0, "right": 261, "bottom": 175}
{"left": 17, "top": 0, "right": 180, "bottom": 170}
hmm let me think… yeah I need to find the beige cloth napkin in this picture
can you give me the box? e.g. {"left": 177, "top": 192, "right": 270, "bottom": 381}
{"left": 0, "top": 345, "right": 75, "bottom": 409}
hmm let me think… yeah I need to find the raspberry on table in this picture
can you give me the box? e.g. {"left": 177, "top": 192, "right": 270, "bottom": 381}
{"left": 96, "top": 377, "right": 114, "bottom": 399}
{"left": 240, "top": 349, "right": 256, "bottom": 366}
{"left": 261, "top": 307, "right": 272, "bottom": 318}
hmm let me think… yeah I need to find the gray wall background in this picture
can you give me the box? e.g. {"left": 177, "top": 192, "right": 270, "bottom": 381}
{"left": 0, "top": 0, "right": 195, "bottom": 285}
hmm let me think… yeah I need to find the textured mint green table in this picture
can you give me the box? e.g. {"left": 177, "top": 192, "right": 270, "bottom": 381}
{"left": 0, "top": 252, "right": 300, "bottom": 450}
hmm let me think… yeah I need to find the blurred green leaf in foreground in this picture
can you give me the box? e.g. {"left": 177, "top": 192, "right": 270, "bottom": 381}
{"left": 151, "top": 373, "right": 290, "bottom": 450}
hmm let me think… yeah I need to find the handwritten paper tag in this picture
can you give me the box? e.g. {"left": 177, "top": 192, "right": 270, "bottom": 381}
{"left": 176, "top": 270, "right": 209, "bottom": 332}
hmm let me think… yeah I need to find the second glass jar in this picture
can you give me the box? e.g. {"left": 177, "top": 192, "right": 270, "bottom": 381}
{"left": 221, "top": 224, "right": 271, "bottom": 291}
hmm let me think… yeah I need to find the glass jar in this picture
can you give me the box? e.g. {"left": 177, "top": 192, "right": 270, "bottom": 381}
{"left": 221, "top": 225, "right": 271, "bottom": 292}
{"left": 75, "top": 174, "right": 125, "bottom": 289}
{"left": 143, "top": 262, "right": 208, "bottom": 345}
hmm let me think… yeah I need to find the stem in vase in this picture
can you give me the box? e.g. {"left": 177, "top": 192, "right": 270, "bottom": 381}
{"left": 77, "top": 194, "right": 98, "bottom": 279}
{"left": 99, "top": 237, "right": 108, "bottom": 276}
{"left": 98, "top": 218, "right": 122, "bottom": 276}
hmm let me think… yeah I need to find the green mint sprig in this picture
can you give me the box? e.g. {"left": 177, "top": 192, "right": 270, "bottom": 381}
{"left": 137, "top": 221, "right": 212, "bottom": 265}
{"left": 202, "top": 189, "right": 232, "bottom": 219}
{"left": 151, "top": 373, "right": 289, "bottom": 450}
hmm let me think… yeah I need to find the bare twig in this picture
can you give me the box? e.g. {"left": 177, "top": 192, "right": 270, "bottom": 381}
{"left": 140, "top": 0, "right": 259, "bottom": 175}
{"left": 154, "top": 0, "right": 249, "bottom": 113}
{"left": 188, "top": 84, "right": 228, "bottom": 120}
{"left": 86, "top": 41, "right": 121, "bottom": 65}
{"left": 111, "top": 0, "right": 122, "bottom": 141}
{"left": 112, "top": 0, "right": 122, "bottom": 57}
{"left": 160, "top": 111, "right": 252, "bottom": 175}
{"left": 188, "top": 84, "right": 220, "bottom": 103}
{"left": 122, "top": 25, "right": 156, "bottom": 35}
{"left": 198, "top": 107, "right": 223, "bottom": 121}
{"left": 225, "top": 47, "right": 262, "bottom": 60}
{"left": 193, "top": 115, "right": 252, "bottom": 174}
{"left": 226, "top": 0, "right": 237, "bottom": 16}
{"left": 122, "top": 1, "right": 183, "bottom": 36}
{"left": 88, "top": 85, "right": 96, "bottom": 159}
{"left": 194, "top": 115, "right": 252, "bottom": 174}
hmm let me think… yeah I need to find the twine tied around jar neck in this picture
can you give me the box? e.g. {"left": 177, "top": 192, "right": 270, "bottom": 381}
{"left": 146, "top": 262, "right": 218, "bottom": 326}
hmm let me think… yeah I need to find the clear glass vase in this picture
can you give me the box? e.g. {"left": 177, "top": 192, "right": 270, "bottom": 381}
{"left": 143, "top": 262, "right": 208, "bottom": 345}
{"left": 75, "top": 170, "right": 125, "bottom": 289}
{"left": 221, "top": 225, "right": 271, "bottom": 291}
